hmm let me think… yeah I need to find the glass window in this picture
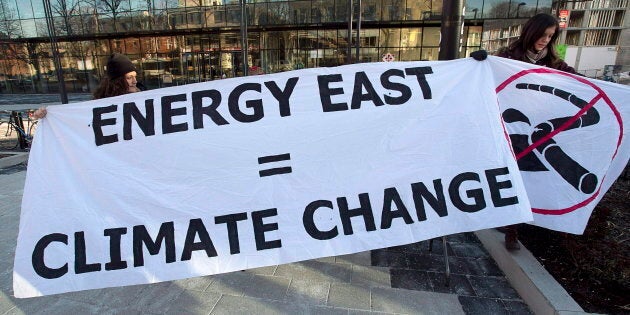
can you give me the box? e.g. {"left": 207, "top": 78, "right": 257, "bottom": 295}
{"left": 0, "top": 2, "right": 20, "bottom": 38}
{"left": 311, "top": 0, "right": 333, "bottom": 23}
{"left": 382, "top": 0, "right": 404, "bottom": 21}
{"left": 26, "top": 0, "right": 45, "bottom": 19}
{"left": 362, "top": 0, "right": 380, "bottom": 21}
{"left": 264, "top": 31, "right": 285, "bottom": 51}
{"left": 13, "top": 0, "right": 30, "bottom": 19}
{"left": 215, "top": 8, "right": 226, "bottom": 25}
{"left": 536, "top": 0, "right": 552, "bottom": 14}
{"left": 421, "top": 47, "right": 438, "bottom": 61}
{"left": 404, "top": 1, "right": 433, "bottom": 21}
{"left": 420, "top": 0, "right": 442, "bottom": 20}
{"left": 465, "top": 0, "right": 483, "bottom": 19}
{"left": 401, "top": 28, "right": 422, "bottom": 48}
{"left": 248, "top": 31, "right": 260, "bottom": 52}
{"left": 362, "top": 29, "right": 379, "bottom": 47}
{"left": 153, "top": 9, "right": 170, "bottom": 30}
{"left": 318, "top": 29, "right": 340, "bottom": 50}
{"left": 291, "top": 1, "right": 311, "bottom": 23}
{"left": 482, "top": 0, "right": 505, "bottom": 19}
{"left": 431, "top": 0, "right": 442, "bottom": 15}
{"left": 400, "top": 47, "right": 421, "bottom": 61}
{"left": 222, "top": 33, "right": 241, "bottom": 50}
{"left": 358, "top": 47, "right": 379, "bottom": 62}
{"left": 20, "top": 19, "right": 38, "bottom": 38}
{"left": 268, "top": 2, "right": 290, "bottom": 24}
{"left": 334, "top": 0, "right": 349, "bottom": 22}
{"left": 318, "top": 48, "right": 342, "bottom": 67}
{"left": 252, "top": 2, "right": 268, "bottom": 25}
{"left": 226, "top": 3, "right": 241, "bottom": 26}
{"left": 379, "top": 28, "right": 400, "bottom": 48}
{"left": 162, "top": 0, "right": 179, "bottom": 10}
{"left": 421, "top": 27, "right": 440, "bottom": 46}
{"left": 463, "top": 26, "right": 482, "bottom": 47}
{"left": 297, "top": 30, "right": 316, "bottom": 49}
{"left": 32, "top": 18, "right": 46, "bottom": 37}
{"left": 188, "top": 12, "right": 201, "bottom": 25}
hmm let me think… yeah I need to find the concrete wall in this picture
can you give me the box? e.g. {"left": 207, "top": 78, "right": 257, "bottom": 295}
{"left": 565, "top": 46, "right": 618, "bottom": 77}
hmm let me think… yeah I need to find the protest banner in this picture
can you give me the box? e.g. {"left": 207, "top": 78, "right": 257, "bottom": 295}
{"left": 490, "top": 56, "right": 630, "bottom": 234}
{"left": 13, "top": 58, "right": 533, "bottom": 297}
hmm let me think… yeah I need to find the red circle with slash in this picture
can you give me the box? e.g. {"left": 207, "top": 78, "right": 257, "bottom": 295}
{"left": 496, "top": 68, "right": 624, "bottom": 215}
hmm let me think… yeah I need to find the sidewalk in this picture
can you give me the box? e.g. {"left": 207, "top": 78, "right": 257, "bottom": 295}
{"left": 0, "top": 93, "right": 92, "bottom": 112}
{"left": 0, "top": 159, "right": 587, "bottom": 314}
{"left": 0, "top": 93, "right": 92, "bottom": 106}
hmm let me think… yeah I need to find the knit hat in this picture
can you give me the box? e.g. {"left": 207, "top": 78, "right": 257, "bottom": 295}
{"left": 106, "top": 53, "right": 136, "bottom": 79}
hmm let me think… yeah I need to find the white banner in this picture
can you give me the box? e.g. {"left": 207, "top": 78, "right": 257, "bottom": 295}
{"left": 489, "top": 56, "right": 630, "bottom": 234}
{"left": 14, "top": 58, "right": 535, "bottom": 297}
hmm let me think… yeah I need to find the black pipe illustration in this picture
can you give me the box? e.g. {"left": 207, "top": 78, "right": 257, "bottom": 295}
{"left": 503, "top": 84, "right": 600, "bottom": 194}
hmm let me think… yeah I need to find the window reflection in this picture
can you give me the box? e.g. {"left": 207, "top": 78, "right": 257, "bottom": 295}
{"left": 0, "top": 0, "right": 550, "bottom": 94}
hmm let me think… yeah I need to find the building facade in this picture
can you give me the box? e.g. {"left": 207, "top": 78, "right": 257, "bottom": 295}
{"left": 482, "top": 0, "right": 629, "bottom": 79}
{"left": 0, "top": 0, "right": 555, "bottom": 94}
{"left": 561, "top": 0, "right": 629, "bottom": 78}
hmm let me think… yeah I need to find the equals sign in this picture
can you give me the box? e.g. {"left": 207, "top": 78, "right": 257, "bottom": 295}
{"left": 258, "top": 153, "right": 292, "bottom": 177}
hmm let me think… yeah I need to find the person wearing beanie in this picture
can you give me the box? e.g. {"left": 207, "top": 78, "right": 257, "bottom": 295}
{"left": 31, "top": 53, "right": 142, "bottom": 119}
{"left": 93, "top": 53, "right": 141, "bottom": 99}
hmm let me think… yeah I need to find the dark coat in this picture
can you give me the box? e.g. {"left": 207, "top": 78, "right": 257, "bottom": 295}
{"left": 496, "top": 47, "right": 578, "bottom": 74}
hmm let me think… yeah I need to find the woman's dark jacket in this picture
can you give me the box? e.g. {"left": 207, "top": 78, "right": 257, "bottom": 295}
{"left": 496, "top": 47, "right": 578, "bottom": 74}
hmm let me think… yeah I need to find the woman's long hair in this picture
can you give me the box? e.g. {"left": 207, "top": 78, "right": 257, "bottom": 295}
{"left": 508, "top": 13, "right": 562, "bottom": 66}
{"left": 93, "top": 75, "right": 132, "bottom": 99}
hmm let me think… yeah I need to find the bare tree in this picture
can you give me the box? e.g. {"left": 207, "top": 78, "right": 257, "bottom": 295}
{"left": 98, "top": 0, "right": 124, "bottom": 32}
{"left": 0, "top": 0, "right": 30, "bottom": 84}
{"left": 266, "top": 1, "right": 291, "bottom": 24}
{"left": 25, "top": 42, "right": 50, "bottom": 92}
{"left": 0, "top": 0, "right": 20, "bottom": 38}
{"left": 77, "top": 0, "right": 102, "bottom": 34}
{"left": 51, "top": 0, "right": 81, "bottom": 36}
{"left": 487, "top": 2, "right": 511, "bottom": 19}
{"left": 142, "top": 0, "right": 155, "bottom": 30}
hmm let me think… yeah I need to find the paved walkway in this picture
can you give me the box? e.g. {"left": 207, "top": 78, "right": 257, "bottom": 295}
{"left": 0, "top": 93, "right": 92, "bottom": 112}
{"left": 0, "top": 160, "right": 588, "bottom": 315}
{"left": 0, "top": 93, "right": 92, "bottom": 107}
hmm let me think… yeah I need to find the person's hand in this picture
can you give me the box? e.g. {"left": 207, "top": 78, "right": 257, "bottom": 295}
{"left": 471, "top": 50, "right": 488, "bottom": 61}
{"left": 32, "top": 107, "right": 47, "bottom": 119}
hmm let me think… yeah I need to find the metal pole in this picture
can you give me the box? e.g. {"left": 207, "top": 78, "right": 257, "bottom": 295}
{"left": 355, "top": 0, "right": 361, "bottom": 62}
{"left": 240, "top": 0, "right": 248, "bottom": 76}
{"left": 442, "top": 236, "right": 450, "bottom": 286}
{"left": 43, "top": 0, "right": 68, "bottom": 104}
{"left": 438, "top": 0, "right": 464, "bottom": 61}
{"left": 346, "top": 0, "right": 353, "bottom": 64}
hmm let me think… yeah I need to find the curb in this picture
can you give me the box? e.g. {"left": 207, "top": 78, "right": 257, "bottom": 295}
{"left": 0, "top": 151, "right": 29, "bottom": 169}
{"left": 475, "top": 229, "right": 592, "bottom": 315}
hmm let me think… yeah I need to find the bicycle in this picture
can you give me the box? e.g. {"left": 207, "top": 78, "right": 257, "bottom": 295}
{"left": 0, "top": 110, "right": 38, "bottom": 151}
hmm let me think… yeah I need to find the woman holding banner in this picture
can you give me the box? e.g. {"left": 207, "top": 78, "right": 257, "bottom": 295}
{"left": 497, "top": 13, "right": 577, "bottom": 74}
{"left": 496, "top": 13, "right": 579, "bottom": 250}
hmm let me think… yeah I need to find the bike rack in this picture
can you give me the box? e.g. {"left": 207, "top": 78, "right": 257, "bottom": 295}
{"left": 10, "top": 111, "right": 29, "bottom": 150}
